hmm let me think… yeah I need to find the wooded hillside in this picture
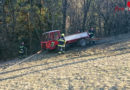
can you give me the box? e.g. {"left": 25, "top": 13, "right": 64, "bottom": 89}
{"left": 0, "top": 0, "right": 130, "bottom": 60}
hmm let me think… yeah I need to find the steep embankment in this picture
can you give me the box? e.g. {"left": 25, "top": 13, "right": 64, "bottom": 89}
{"left": 0, "top": 33, "right": 130, "bottom": 90}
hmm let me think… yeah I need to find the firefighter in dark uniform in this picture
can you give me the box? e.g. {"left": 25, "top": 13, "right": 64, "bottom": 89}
{"left": 88, "top": 27, "right": 95, "bottom": 44}
{"left": 58, "top": 33, "right": 66, "bottom": 54}
{"left": 19, "top": 42, "right": 25, "bottom": 58}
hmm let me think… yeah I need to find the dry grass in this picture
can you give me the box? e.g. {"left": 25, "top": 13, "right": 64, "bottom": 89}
{"left": 0, "top": 34, "right": 130, "bottom": 90}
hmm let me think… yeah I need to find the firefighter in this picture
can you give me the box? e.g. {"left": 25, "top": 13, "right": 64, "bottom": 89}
{"left": 89, "top": 27, "right": 95, "bottom": 38}
{"left": 88, "top": 27, "right": 95, "bottom": 44}
{"left": 58, "top": 33, "right": 66, "bottom": 54}
{"left": 19, "top": 42, "right": 25, "bottom": 58}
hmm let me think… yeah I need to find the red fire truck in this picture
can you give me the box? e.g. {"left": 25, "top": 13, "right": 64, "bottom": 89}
{"left": 41, "top": 30, "right": 95, "bottom": 51}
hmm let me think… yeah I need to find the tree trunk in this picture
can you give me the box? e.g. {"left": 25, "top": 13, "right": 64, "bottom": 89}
{"left": 62, "top": 0, "right": 67, "bottom": 34}
{"left": 82, "top": 0, "right": 91, "bottom": 32}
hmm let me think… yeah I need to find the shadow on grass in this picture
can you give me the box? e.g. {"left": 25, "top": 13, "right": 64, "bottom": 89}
{"left": 0, "top": 50, "right": 130, "bottom": 82}
{"left": 0, "top": 44, "right": 129, "bottom": 75}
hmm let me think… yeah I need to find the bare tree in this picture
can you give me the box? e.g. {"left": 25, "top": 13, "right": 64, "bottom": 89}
{"left": 82, "top": 0, "right": 91, "bottom": 32}
{"left": 62, "top": 0, "right": 67, "bottom": 33}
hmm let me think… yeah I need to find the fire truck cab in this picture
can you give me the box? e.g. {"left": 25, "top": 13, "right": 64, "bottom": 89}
{"left": 41, "top": 30, "right": 61, "bottom": 50}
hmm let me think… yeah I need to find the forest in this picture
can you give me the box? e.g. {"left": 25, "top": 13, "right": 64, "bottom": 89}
{"left": 0, "top": 0, "right": 130, "bottom": 60}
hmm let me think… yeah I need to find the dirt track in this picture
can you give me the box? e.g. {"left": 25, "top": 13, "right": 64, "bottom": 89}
{"left": 0, "top": 33, "right": 130, "bottom": 90}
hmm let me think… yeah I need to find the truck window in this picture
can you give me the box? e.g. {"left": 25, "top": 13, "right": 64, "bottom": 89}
{"left": 54, "top": 32, "right": 59, "bottom": 40}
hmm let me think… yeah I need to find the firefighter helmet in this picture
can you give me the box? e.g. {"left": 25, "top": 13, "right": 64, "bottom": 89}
{"left": 61, "top": 33, "right": 65, "bottom": 37}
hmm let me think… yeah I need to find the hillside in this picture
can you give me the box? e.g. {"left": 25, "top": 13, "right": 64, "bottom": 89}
{"left": 0, "top": 33, "right": 130, "bottom": 90}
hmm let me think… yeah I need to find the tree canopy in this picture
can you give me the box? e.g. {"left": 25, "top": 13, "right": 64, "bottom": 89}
{"left": 0, "top": 0, "right": 129, "bottom": 60}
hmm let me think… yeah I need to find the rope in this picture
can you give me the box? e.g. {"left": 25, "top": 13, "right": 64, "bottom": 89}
{"left": 2, "top": 50, "right": 47, "bottom": 71}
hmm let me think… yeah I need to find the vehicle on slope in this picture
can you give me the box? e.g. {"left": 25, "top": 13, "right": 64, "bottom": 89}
{"left": 41, "top": 30, "right": 97, "bottom": 51}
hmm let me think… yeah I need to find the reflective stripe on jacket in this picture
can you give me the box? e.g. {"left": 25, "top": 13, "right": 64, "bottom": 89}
{"left": 58, "top": 38, "right": 66, "bottom": 47}
{"left": 19, "top": 45, "right": 24, "bottom": 53}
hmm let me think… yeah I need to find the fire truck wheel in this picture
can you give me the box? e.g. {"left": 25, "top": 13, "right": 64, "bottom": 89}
{"left": 78, "top": 39, "right": 87, "bottom": 47}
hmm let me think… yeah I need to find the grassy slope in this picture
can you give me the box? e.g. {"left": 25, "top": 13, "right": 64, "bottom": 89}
{"left": 0, "top": 33, "right": 130, "bottom": 90}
